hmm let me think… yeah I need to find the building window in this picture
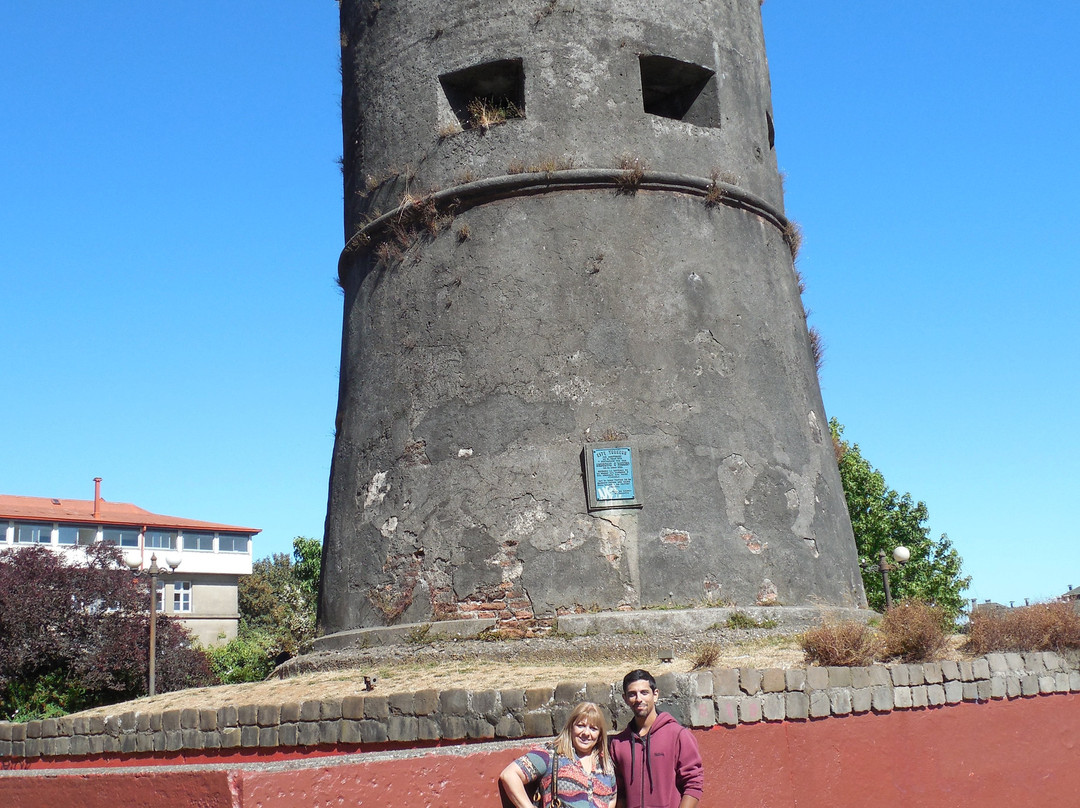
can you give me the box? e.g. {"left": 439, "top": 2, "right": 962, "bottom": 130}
{"left": 145, "top": 530, "right": 177, "bottom": 550}
{"left": 14, "top": 522, "right": 53, "bottom": 544}
{"left": 218, "top": 533, "right": 248, "bottom": 553}
{"left": 58, "top": 525, "right": 98, "bottom": 546}
{"left": 101, "top": 527, "right": 140, "bottom": 548}
{"left": 181, "top": 531, "right": 214, "bottom": 552}
{"left": 173, "top": 581, "right": 192, "bottom": 613}
{"left": 440, "top": 58, "right": 525, "bottom": 131}
{"left": 638, "top": 54, "right": 720, "bottom": 129}
{"left": 156, "top": 580, "right": 165, "bottom": 611}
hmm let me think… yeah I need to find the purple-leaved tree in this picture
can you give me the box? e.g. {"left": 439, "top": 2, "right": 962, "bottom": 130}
{"left": 0, "top": 543, "right": 213, "bottom": 720}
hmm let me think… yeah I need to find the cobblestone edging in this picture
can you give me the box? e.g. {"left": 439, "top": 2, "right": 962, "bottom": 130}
{"left": 2, "top": 652, "right": 1078, "bottom": 760}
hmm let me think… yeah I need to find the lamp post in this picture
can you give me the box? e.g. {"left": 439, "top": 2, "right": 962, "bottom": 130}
{"left": 125, "top": 551, "right": 181, "bottom": 696}
{"left": 862, "top": 546, "right": 910, "bottom": 611}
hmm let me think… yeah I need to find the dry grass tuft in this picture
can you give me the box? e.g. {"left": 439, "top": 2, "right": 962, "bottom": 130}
{"left": 704, "top": 181, "right": 725, "bottom": 208}
{"left": 967, "top": 601, "right": 1080, "bottom": 655}
{"left": 879, "top": 600, "right": 949, "bottom": 662}
{"left": 808, "top": 325, "right": 824, "bottom": 372}
{"left": 615, "top": 154, "right": 647, "bottom": 195}
{"left": 690, "top": 642, "right": 723, "bottom": 671}
{"left": 783, "top": 219, "right": 803, "bottom": 260}
{"left": 528, "top": 155, "right": 576, "bottom": 173}
{"left": 466, "top": 97, "right": 521, "bottom": 131}
{"left": 800, "top": 619, "right": 876, "bottom": 667}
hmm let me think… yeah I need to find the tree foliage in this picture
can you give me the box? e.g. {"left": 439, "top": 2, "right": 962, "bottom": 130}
{"left": 831, "top": 419, "right": 971, "bottom": 620}
{"left": 208, "top": 537, "right": 321, "bottom": 683}
{"left": 0, "top": 544, "right": 211, "bottom": 721}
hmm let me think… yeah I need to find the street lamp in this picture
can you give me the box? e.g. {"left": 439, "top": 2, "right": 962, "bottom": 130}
{"left": 862, "top": 546, "right": 909, "bottom": 611}
{"left": 125, "top": 551, "right": 181, "bottom": 696}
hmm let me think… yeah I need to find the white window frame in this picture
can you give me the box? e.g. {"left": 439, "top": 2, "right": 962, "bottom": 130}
{"left": 180, "top": 531, "right": 214, "bottom": 552}
{"left": 218, "top": 533, "right": 248, "bottom": 553}
{"left": 145, "top": 530, "right": 177, "bottom": 550}
{"left": 173, "top": 581, "right": 192, "bottom": 613}
{"left": 101, "top": 527, "right": 140, "bottom": 548}
{"left": 14, "top": 522, "right": 53, "bottom": 544}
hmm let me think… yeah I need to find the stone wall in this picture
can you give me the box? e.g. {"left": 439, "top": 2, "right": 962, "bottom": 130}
{"left": 2, "top": 650, "right": 1077, "bottom": 760}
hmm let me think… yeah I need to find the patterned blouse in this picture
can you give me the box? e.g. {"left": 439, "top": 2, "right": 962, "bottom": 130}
{"left": 513, "top": 746, "right": 617, "bottom": 808}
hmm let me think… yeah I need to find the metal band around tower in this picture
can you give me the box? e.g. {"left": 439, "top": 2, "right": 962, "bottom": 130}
{"left": 337, "top": 169, "right": 791, "bottom": 281}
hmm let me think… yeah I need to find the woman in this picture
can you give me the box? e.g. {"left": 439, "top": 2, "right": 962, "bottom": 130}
{"left": 499, "top": 701, "right": 617, "bottom": 808}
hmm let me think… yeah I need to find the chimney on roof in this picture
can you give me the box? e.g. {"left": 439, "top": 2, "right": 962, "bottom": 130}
{"left": 93, "top": 477, "right": 102, "bottom": 518}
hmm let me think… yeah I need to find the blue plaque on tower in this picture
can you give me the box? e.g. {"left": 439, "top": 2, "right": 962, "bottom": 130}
{"left": 584, "top": 442, "right": 643, "bottom": 511}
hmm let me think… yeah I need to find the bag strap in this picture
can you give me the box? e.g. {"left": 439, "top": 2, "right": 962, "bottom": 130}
{"left": 549, "top": 744, "right": 562, "bottom": 808}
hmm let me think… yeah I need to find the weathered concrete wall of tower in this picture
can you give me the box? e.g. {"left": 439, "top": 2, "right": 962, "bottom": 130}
{"left": 321, "top": 0, "right": 865, "bottom": 633}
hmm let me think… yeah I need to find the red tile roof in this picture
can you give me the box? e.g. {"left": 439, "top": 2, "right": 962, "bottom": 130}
{"left": 0, "top": 494, "right": 259, "bottom": 534}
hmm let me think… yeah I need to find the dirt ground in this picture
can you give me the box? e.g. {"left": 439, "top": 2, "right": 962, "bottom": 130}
{"left": 70, "top": 627, "right": 807, "bottom": 718}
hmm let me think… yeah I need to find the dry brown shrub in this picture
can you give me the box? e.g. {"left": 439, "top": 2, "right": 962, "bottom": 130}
{"left": 690, "top": 641, "right": 723, "bottom": 671}
{"left": 967, "top": 601, "right": 1080, "bottom": 655}
{"left": 800, "top": 619, "right": 876, "bottom": 667}
{"left": 879, "top": 600, "right": 949, "bottom": 662}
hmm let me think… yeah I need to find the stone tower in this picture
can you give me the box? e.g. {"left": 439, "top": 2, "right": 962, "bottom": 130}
{"left": 320, "top": 0, "right": 866, "bottom": 637}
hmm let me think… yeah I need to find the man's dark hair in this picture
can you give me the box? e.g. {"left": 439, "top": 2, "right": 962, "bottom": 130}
{"left": 622, "top": 669, "right": 657, "bottom": 693}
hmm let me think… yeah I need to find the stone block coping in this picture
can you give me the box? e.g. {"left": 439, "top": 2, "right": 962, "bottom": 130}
{"left": 1, "top": 651, "right": 1077, "bottom": 761}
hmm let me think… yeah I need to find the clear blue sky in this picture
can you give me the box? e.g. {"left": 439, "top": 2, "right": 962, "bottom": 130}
{"left": 3, "top": 2, "right": 1077, "bottom": 608}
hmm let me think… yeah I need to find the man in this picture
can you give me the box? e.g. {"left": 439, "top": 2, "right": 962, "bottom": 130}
{"left": 609, "top": 669, "right": 704, "bottom": 808}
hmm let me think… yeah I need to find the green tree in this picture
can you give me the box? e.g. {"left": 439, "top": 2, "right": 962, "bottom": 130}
{"left": 291, "top": 536, "right": 322, "bottom": 602}
{"left": 831, "top": 419, "right": 970, "bottom": 620}
{"left": 212, "top": 536, "right": 322, "bottom": 683}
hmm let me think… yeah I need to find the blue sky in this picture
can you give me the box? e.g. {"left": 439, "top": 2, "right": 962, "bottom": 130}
{"left": 2, "top": 2, "right": 1076, "bottom": 608}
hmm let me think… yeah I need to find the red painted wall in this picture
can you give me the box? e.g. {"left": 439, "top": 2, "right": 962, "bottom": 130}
{"left": 4, "top": 696, "right": 1078, "bottom": 807}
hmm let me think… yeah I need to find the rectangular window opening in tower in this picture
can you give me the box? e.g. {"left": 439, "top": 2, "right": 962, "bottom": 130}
{"left": 639, "top": 54, "right": 720, "bottom": 129}
{"left": 439, "top": 58, "right": 525, "bottom": 131}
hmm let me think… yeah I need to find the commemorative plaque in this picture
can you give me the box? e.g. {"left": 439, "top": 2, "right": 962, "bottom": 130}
{"left": 583, "top": 442, "right": 643, "bottom": 511}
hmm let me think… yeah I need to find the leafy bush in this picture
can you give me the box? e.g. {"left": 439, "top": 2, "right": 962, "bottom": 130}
{"left": 878, "top": 600, "right": 949, "bottom": 662}
{"left": 204, "top": 631, "right": 278, "bottom": 684}
{"left": 800, "top": 619, "right": 876, "bottom": 667}
{"left": 966, "top": 601, "right": 1080, "bottom": 655}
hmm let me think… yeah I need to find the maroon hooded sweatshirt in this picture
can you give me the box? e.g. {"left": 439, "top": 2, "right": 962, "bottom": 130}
{"left": 609, "top": 712, "right": 704, "bottom": 808}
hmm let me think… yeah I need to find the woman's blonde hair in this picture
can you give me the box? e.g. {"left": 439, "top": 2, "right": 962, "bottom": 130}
{"left": 554, "top": 702, "right": 613, "bottom": 775}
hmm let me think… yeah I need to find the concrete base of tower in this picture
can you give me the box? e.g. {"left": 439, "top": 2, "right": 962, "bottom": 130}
{"left": 309, "top": 605, "right": 877, "bottom": 652}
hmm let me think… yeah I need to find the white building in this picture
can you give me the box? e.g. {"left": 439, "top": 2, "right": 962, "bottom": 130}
{"left": 0, "top": 479, "right": 257, "bottom": 646}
